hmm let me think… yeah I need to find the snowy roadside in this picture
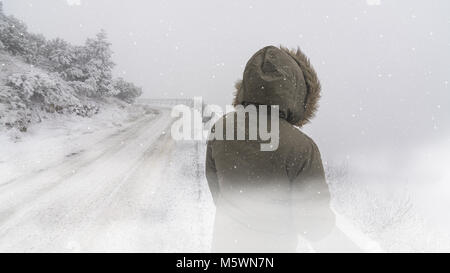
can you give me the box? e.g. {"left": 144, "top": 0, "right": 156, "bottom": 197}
{"left": 1, "top": 100, "right": 447, "bottom": 252}
{"left": 0, "top": 99, "right": 157, "bottom": 185}
{"left": 0, "top": 103, "right": 214, "bottom": 252}
{"left": 326, "top": 155, "right": 450, "bottom": 252}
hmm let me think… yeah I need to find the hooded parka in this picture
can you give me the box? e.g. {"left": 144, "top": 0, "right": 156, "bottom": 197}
{"left": 206, "top": 46, "right": 335, "bottom": 252}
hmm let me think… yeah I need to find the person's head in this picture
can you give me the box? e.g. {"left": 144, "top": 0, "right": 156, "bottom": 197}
{"left": 233, "top": 45, "right": 321, "bottom": 127}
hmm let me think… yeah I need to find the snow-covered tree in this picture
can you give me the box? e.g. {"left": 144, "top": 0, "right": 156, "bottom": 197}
{"left": 0, "top": 14, "right": 30, "bottom": 56}
{"left": 0, "top": 9, "right": 142, "bottom": 132}
{"left": 24, "top": 33, "right": 47, "bottom": 65}
{"left": 44, "top": 38, "right": 75, "bottom": 74}
{"left": 82, "top": 30, "right": 116, "bottom": 97}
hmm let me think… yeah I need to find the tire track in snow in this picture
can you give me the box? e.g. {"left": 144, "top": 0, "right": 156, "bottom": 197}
{"left": 0, "top": 107, "right": 173, "bottom": 251}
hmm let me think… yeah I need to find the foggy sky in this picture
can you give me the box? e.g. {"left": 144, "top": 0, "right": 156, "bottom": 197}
{"left": 3, "top": 0, "right": 450, "bottom": 163}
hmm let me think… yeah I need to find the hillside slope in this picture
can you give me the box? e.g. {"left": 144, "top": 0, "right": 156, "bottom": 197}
{"left": 0, "top": 9, "right": 142, "bottom": 134}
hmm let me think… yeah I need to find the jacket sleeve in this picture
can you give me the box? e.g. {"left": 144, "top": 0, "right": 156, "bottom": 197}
{"left": 288, "top": 142, "right": 336, "bottom": 242}
{"left": 205, "top": 140, "right": 220, "bottom": 204}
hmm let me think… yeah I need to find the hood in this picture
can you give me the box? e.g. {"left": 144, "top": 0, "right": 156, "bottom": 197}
{"left": 232, "top": 46, "right": 321, "bottom": 127}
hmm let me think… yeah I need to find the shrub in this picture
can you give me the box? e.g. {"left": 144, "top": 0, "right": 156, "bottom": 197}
{"left": 113, "top": 77, "right": 143, "bottom": 103}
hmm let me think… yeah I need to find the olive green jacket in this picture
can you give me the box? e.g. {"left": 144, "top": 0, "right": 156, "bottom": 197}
{"left": 206, "top": 46, "right": 335, "bottom": 249}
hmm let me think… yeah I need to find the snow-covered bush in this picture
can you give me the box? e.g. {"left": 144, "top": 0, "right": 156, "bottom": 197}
{"left": 1, "top": 72, "right": 98, "bottom": 131}
{"left": 7, "top": 71, "right": 79, "bottom": 109}
{"left": 113, "top": 77, "right": 143, "bottom": 103}
{"left": 68, "top": 79, "right": 97, "bottom": 97}
{"left": 67, "top": 103, "right": 99, "bottom": 117}
{"left": 0, "top": 85, "right": 31, "bottom": 132}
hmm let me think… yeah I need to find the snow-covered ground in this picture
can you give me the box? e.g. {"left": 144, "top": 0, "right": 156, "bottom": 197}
{"left": 0, "top": 102, "right": 448, "bottom": 252}
{"left": 0, "top": 102, "right": 215, "bottom": 252}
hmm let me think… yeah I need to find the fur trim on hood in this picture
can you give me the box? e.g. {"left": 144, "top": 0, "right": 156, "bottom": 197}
{"left": 232, "top": 46, "right": 321, "bottom": 127}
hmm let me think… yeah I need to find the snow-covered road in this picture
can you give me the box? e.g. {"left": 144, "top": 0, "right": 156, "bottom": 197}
{"left": 0, "top": 106, "right": 213, "bottom": 252}
{"left": 0, "top": 104, "right": 384, "bottom": 252}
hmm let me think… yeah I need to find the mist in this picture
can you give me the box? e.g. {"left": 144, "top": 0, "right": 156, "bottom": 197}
{"left": 1, "top": 0, "right": 450, "bottom": 252}
{"left": 3, "top": 0, "right": 449, "bottom": 172}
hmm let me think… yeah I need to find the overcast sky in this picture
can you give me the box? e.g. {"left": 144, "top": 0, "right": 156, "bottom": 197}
{"left": 3, "top": 0, "right": 450, "bottom": 164}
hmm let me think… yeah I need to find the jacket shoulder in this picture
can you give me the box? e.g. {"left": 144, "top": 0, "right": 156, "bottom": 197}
{"left": 279, "top": 119, "right": 319, "bottom": 152}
